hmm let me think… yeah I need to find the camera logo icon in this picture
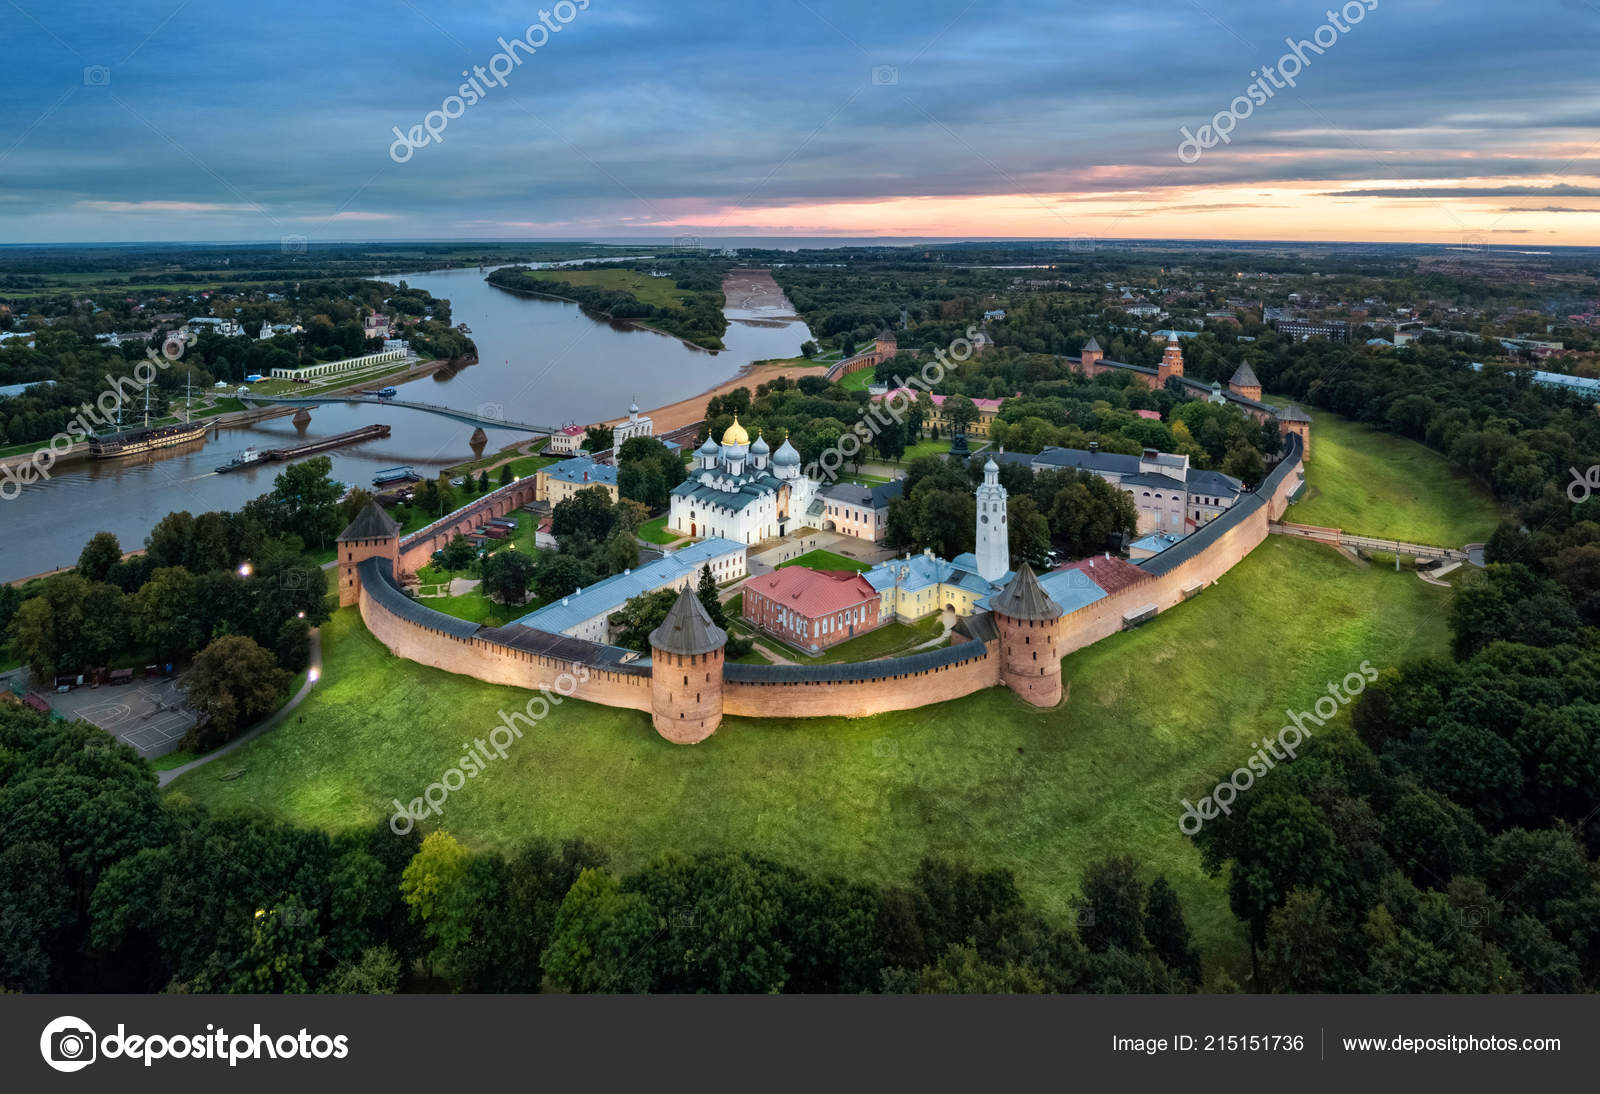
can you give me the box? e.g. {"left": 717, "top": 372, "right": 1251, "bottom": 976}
{"left": 40, "top": 1016, "right": 98, "bottom": 1073}
{"left": 282, "top": 234, "right": 307, "bottom": 254}
{"left": 83, "top": 65, "right": 111, "bottom": 86}
{"left": 871, "top": 64, "right": 898, "bottom": 85}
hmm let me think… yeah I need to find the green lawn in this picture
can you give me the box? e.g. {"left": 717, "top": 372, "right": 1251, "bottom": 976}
{"left": 1279, "top": 408, "right": 1505, "bottom": 546}
{"left": 168, "top": 535, "right": 1452, "bottom": 971}
{"left": 839, "top": 368, "right": 876, "bottom": 392}
{"left": 898, "top": 438, "right": 953, "bottom": 463}
{"left": 638, "top": 515, "right": 683, "bottom": 545}
{"left": 776, "top": 549, "right": 871, "bottom": 572}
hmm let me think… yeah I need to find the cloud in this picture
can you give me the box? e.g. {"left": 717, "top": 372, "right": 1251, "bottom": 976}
{"left": 73, "top": 200, "right": 256, "bottom": 213}
{"left": 1327, "top": 184, "right": 1600, "bottom": 198}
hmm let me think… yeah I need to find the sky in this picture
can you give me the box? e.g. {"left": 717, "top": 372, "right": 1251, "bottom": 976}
{"left": 2, "top": 0, "right": 1598, "bottom": 245}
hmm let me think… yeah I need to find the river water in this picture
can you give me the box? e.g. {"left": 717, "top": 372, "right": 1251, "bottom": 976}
{"left": 0, "top": 266, "right": 812, "bottom": 581}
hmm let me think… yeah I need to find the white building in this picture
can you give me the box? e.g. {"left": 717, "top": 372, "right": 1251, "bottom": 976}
{"left": 614, "top": 401, "right": 654, "bottom": 445}
{"left": 668, "top": 417, "right": 819, "bottom": 546}
{"left": 974, "top": 456, "right": 1009, "bottom": 582}
{"left": 547, "top": 424, "right": 587, "bottom": 455}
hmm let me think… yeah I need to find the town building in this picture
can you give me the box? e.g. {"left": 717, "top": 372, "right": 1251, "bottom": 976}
{"left": 537, "top": 455, "right": 618, "bottom": 506}
{"left": 547, "top": 424, "right": 587, "bottom": 455}
{"left": 741, "top": 566, "right": 881, "bottom": 650}
{"left": 668, "top": 418, "right": 818, "bottom": 545}
{"left": 816, "top": 479, "right": 903, "bottom": 542}
{"left": 874, "top": 389, "right": 1010, "bottom": 437}
{"left": 993, "top": 445, "right": 1244, "bottom": 535}
{"left": 1276, "top": 318, "right": 1350, "bottom": 343}
{"left": 513, "top": 538, "right": 746, "bottom": 644}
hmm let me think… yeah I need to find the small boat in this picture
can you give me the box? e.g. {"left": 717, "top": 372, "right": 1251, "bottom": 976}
{"left": 372, "top": 465, "right": 418, "bottom": 486}
{"left": 215, "top": 447, "right": 264, "bottom": 473}
{"left": 377, "top": 387, "right": 398, "bottom": 399}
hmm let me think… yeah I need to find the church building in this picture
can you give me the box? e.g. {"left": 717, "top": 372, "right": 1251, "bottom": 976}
{"left": 668, "top": 417, "right": 819, "bottom": 545}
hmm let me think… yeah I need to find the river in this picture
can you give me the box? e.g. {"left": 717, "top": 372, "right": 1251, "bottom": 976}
{"left": 0, "top": 266, "right": 813, "bottom": 581}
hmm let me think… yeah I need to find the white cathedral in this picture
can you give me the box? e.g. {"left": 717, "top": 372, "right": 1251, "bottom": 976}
{"left": 668, "top": 417, "right": 820, "bottom": 545}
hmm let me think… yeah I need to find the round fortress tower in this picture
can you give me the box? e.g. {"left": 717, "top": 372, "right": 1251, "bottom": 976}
{"left": 991, "top": 563, "right": 1067, "bottom": 708}
{"left": 648, "top": 588, "right": 727, "bottom": 744}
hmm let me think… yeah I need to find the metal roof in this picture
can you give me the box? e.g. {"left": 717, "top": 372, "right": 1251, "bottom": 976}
{"left": 649, "top": 588, "right": 726, "bottom": 655}
{"left": 357, "top": 557, "right": 481, "bottom": 638}
{"left": 989, "top": 563, "right": 1063, "bottom": 621}
{"left": 338, "top": 500, "right": 400, "bottom": 542}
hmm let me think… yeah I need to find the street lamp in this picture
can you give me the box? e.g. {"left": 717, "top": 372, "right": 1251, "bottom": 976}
{"left": 308, "top": 667, "right": 320, "bottom": 683}
{"left": 238, "top": 562, "right": 253, "bottom": 577}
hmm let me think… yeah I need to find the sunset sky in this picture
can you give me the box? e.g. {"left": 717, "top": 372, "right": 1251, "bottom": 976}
{"left": 3, "top": 0, "right": 1598, "bottom": 245}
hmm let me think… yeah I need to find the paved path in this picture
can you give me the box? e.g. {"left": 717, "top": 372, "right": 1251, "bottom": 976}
{"left": 157, "top": 629, "right": 322, "bottom": 788}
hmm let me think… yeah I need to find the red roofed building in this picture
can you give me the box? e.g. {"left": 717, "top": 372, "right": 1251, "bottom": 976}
{"left": 1052, "top": 554, "right": 1153, "bottom": 596}
{"left": 547, "top": 423, "right": 588, "bottom": 456}
{"left": 1135, "top": 408, "right": 1162, "bottom": 421}
{"left": 742, "top": 566, "right": 881, "bottom": 650}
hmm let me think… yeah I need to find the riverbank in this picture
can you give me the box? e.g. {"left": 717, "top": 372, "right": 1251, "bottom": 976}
{"left": 609, "top": 358, "right": 831, "bottom": 435}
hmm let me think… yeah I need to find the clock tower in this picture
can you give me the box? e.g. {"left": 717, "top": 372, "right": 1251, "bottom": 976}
{"left": 975, "top": 456, "right": 1009, "bottom": 583}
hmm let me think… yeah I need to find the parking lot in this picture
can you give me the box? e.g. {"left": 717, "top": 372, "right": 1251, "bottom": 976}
{"left": 16, "top": 672, "right": 197, "bottom": 759}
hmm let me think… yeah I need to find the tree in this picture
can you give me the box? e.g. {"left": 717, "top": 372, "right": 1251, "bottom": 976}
{"left": 551, "top": 486, "right": 618, "bottom": 543}
{"left": 1222, "top": 443, "right": 1265, "bottom": 485}
{"left": 533, "top": 552, "right": 595, "bottom": 602}
{"left": 229, "top": 897, "right": 321, "bottom": 993}
{"left": 1007, "top": 495, "right": 1052, "bottom": 569}
{"left": 275, "top": 616, "right": 312, "bottom": 674}
{"left": 266, "top": 457, "right": 343, "bottom": 548}
{"left": 477, "top": 469, "right": 490, "bottom": 494}
{"left": 698, "top": 564, "right": 726, "bottom": 628}
{"left": 322, "top": 945, "right": 401, "bottom": 994}
{"left": 77, "top": 531, "right": 122, "bottom": 583}
{"left": 1143, "top": 876, "right": 1200, "bottom": 985}
{"left": 584, "top": 424, "right": 615, "bottom": 453}
{"left": 942, "top": 395, "right": 980, "bottom": 437}
{"left": 1074, "top": 855, "right": 1145, "bottom": 954}
{"left": 437, "top": 534, "right": 476, "bottom": 573}
{"left": 799, "top": 340, "right": 818, "bottom": 358}
{"left": 612, "top": 588, "right": 680, "bottom": 652}
{"left": 498, "top": 464, "right": 513, "bottom": 488}
{"left": 603, "top": 528, "right": 639, "bottom": 574}
{"left": 480, "top": 550, "right": 535, "bottom": 604}
{"left": 399, "top": 831, "right": 476, "bottom": 977}
{"left": 541, "top": 868, "right": 657, "bottom": 993}
{"left": 182, "top": 635, "right": 291, "bottom": 750}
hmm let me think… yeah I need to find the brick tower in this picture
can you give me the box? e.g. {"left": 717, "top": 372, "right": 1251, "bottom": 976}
{"left": 1228, "top": 361, "right": 1262, "bottom": 401}
{"left": 649, "top": 588, "right": 726, "bottom": 744}
{"left": 1079, "top": 335, "right": 1103, "bottom": 374}
{"left": 1157, "top": 335, "right": 1185, "bottom": 386}
{"left": 991, "top": 563, "right": 1066, "bottom": 707}
{"left": 1276, "top": 403, "right": 1312, "bottom": 460}
{"left": 873, "top": 329, "right": 898, "bottom": 365}
{"left": 336, "top": 500, "right": 400, "bottom": 608}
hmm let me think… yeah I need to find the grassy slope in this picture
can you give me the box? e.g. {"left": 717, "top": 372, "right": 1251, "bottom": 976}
{"left": 1282, "top": 409, "right": 1504, "bottom": 546}
{"left": 638, "top": 515, "right": 683, "bottom": 545}
{"left": 168, "top": 536, "right": 1449, "bottom": 968}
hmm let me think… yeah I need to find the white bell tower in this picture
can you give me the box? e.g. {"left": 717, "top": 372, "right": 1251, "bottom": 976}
{"left": 975, "top": 456, "right": 1009, "bottom": 583}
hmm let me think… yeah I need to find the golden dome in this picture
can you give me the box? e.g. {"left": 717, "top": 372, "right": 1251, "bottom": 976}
{"left": 721, "top": 415, "right": 749, "bottom": 447}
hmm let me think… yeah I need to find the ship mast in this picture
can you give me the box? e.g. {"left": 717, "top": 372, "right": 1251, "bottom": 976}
{"left": 143, "top": 377, "right": 150, "bottom": 428}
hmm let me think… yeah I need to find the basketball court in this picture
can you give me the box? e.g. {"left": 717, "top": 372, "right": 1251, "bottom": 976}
{"left": 57, "top": 676, "right": 196, "bottom": 758}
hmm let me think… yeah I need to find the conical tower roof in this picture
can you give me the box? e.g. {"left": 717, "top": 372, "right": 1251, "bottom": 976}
{"left": 1082, "top": 336, "right": 1102, "bottom": 352}
{"left": 990, "top": 562, "right": 1062, "bottom": 621}
{"left": 649, "top": 588, "right": 727, "bottom": 656}
{"left": 1229, "top": 361, "right": 1260, "bottom": 387}
{"left": 1276, "top": 402, "right": 1311, "bottom": 423}
{"left": 337, "top": 499, "right": 399, "bottom": 542}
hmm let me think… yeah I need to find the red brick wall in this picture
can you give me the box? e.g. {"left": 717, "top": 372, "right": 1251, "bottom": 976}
{"left": 721, "top": 644, "right": 1001, "bottom": 719}
{"left": 741, "top": 584, "right": 880, "bottom": 650}
{"left": 998, "top": 613, "right": 1064, "bottom": 706}
{"left": 357, "top": 583, "right": 654, "bottom": 712}
{"left": 396, "top": 478, "right": 540, "bottom": 575}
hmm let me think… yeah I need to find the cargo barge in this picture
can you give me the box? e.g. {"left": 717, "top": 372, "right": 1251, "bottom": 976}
{"left": 215, "top": 424, "right": 391, "bottom": 473}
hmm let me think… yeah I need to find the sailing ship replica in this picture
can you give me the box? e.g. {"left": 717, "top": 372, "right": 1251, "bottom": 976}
{"left": 88, "top": 370, "right": 206, "bottom": 458}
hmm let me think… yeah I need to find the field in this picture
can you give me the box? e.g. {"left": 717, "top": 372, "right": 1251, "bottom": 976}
{"left": 1281, "top": 409, "right": 1505, "bottom": 546}
{"left": 168, "top": 535, "right": 1451, "bottom": 969}
{"left": 529, "top": 268, "right": 690, "bottom": 310}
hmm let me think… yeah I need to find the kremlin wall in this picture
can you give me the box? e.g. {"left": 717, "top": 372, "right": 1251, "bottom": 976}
{"left": 337, "top": 423, "right": 1306, "bottom": 743}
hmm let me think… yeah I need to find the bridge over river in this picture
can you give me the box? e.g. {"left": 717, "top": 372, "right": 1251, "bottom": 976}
{"left": 239, "top": 392, "right": 557, "bottom": 434}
